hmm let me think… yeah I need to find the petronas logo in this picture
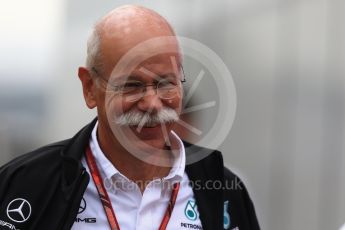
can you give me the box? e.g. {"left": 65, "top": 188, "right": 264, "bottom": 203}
{"left": 184, "top": 200, "right": 198, "bottom": 221}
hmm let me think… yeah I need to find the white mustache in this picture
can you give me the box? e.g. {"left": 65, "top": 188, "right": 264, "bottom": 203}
{"left": 115, "top": 108, "right": 179, "bottom": 127}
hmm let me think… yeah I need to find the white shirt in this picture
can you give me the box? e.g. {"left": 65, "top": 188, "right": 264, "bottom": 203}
{"left": 72, "top": 123, "right": 203, "bottom": 230}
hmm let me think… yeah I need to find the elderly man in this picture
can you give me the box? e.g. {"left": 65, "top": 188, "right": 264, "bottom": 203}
{"left": 0, "top": 5, "right": 260, "bottom": 230}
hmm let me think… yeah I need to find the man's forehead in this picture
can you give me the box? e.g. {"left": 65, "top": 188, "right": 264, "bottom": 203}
{"left": 111, "top": 54, "right": 181, "bottom": 77}
{"left": 139, "top": 53, "right": 181, "bottom": 66}
{"left": 102, "top": 38, "right": 181, "bottom": 75}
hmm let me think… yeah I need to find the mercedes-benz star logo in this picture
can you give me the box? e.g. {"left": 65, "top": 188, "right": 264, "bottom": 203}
{"left": 6, "top": 198, "right": 32, "bottom": 223}
{"left": 78, "top": 198, "right": 87, "bottom": 214}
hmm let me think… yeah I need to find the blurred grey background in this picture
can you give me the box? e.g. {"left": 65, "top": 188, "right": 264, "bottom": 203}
{"left": 1, "top": 0, "right": 345, "bottom": 229}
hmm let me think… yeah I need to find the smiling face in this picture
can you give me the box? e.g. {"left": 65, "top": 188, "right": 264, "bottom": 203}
{"left": 80, "top": 5, "right": 183, "bottom": 152}
{"left": 103, "top": 53, "right": 183, "bottom": 150}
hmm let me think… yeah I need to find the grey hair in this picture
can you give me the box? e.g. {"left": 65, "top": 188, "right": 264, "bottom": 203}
{"left": 86, "top": 26, "right": 102, "bottom": 73}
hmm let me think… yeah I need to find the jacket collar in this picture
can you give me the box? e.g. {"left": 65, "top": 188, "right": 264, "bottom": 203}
{"left": 185, "top": 142, "right": 224, "bottom": 230}
{"left": 62, "top": 118, "right": 98, "bottom": 160}
{"left": 60, "top": 118, "right": 97, "bottom": 198}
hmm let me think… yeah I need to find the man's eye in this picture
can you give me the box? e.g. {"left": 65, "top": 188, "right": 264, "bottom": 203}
{"left": 158, "top": 80, "right": 176, "bottom": 87}
{"left": 120, "top": 82, "right": 143, "bottom": 94}
{"left": 123, "top": 82, "right": 143, "bottom": 88}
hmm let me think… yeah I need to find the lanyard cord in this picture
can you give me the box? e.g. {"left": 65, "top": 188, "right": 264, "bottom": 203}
{"left": 85, "top": 146, "right": 180, "bottom": 230}
{"left": 85, "top": 146, "right": 120, "bottom": 230}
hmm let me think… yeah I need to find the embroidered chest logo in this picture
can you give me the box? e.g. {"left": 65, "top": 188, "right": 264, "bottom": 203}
{"left": 184, "top": 199, "right": 198, "bottom": 221}
{"left": 6, "top": 198, "right": 32, "bottom": 223}
{"left": 75, "top": 197, "right": 97, "bottom": 224}
{"left": 223, "top": 200, "right": 230, "bottom": 229}
{"left": 78, "top": 198, "right": 87, "bottom": 214}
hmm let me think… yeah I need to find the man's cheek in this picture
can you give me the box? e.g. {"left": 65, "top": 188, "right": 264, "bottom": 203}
{"left": 120, "top": 100, "right": 136, "bottom": 113}
{"left": 103, "top": 95, "right": 124, "bottom": 115}
{"left": 166, "top": 97, "right": 182, "bottom": 114}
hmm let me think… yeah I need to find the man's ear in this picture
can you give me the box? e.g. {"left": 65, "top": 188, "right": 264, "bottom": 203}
{"left": 78, "top": 67, "right": 97, "bottom": 109}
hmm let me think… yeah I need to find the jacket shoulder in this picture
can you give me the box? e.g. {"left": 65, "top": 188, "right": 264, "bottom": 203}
{"left": 0, "top": 139, "right": 71, "bottom": 202}
{"left": 223, "top": 166, "right": 240, "bottom": 181}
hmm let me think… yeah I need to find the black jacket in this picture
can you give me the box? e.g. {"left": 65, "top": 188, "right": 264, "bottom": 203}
{"left": 0, "top": 119, "right": 260, "bottom": 230}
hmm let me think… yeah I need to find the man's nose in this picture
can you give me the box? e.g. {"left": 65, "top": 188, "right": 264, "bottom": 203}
{"left": 136, "top": 85, "right": 163, "bottom": 112}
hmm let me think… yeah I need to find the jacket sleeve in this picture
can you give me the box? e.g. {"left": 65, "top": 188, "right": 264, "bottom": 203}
{"left": 223, "top": 167, "right": 260, "bottom": 230}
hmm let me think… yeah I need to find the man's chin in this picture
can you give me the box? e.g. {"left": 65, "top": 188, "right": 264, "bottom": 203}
{"left": 130, "top": 124, "right": 172, "bottom": 148}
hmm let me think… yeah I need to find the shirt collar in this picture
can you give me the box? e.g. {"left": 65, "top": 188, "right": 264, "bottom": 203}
{"left": 163, "top": 130, "right": 185, "bottom": 183}
{"left": 89, "top": 122, "right": 186, "bottom": 183}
